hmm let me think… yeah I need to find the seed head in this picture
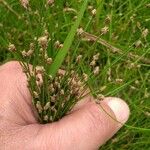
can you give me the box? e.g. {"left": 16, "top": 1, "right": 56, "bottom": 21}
{"left": 105, "top": 15, "right": 111, "bottom": 25}
{"left": 76, "top": 55, "right": 82, "bottom": 62}
{"left": 93, "top": 66, "right": 100, "bottom": 75}
{"left": 77, "top": 28, "right": 84, "bottom": 35}
{"left": 115, "top": 78, "right": 123, "bottom": 84}
{"left": 46, "top": 58, "right": 53, "bottom": 64}
{"left": 59, "top": 44, "right": 63, "bottom": 48}
{"left": 54, "top": 40, "right": 60, "bottom": 48}
{"left": 36, "top": 101, "right": 43, "bottom": 113}
{"left": 21, "top": 50, "right": 27, "bottom": 57}
{"left": 97, "top": 94, "right": 105, "bottom": 100}
{"left": 36, "top": 66, "right": 45, "bottom": 74}
{"left": 91, "top": 9, "right": 96, "bottom": 16}
{"left": 83, "top": 73, "right": 88, "bottom": 81}
{"left": 27, "top": 49, "right": 34, "bottom": 56}
{"left": 39, "top": 48, "right": 44, "bottom": 53}
{"left": 60, "top": 89, "right": 65, "bottom": 95}
{"left": 90, "top": 60, "right": 96, "bottom": 66}
{"left": 33, "top": 91, "right": 39, "bottom": 98}
{"left": 100, "top": 86, "right": 107, "bottom": 92}
{"left": 51, "top": 96, "right": 56, "bottom": 102}
{"left": 142, "top": 28, "right": 149, "bottom": 38}
{"left": 93, "top": 53, "right": 100, "bottom": 61}
{"left": 8, "top": 44, "right": 16, "bottom": 52}
{"left": 30, "top": 43, "right": 34, "bottom": 50}
{"left": 135, "top": 40, "right": 142, "bottom": 48}
{"left": 88, "top": 5, "right": 93, "bottom": 10}
{"left": 47, "top": 0, "right": 54, "bottom": 5}
{"left": 101, "top": 26, "right": 109, "bottom": 35}
{"left": 43, "top": 115, "right": 49, "bottom": 121}
{"left": 20, "top": 0, "right": 29, "bottom": 9}
{"left": 44, "top": 102, "right": 50, "bottom": 110}
{"left": 38, "top": 36, "right": 48, "bottom": 49}
{"left": 44, "top": 29, "right": 49, "bottom": 37}
{"left": 135, "top": 80, "right": 140, "bottom": 85}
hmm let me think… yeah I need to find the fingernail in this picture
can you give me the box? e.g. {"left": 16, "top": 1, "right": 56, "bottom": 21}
{"left": 104, "top": 97, "right": 130, "bottom": 124}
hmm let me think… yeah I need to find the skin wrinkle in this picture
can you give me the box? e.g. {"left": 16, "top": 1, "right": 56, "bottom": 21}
{"left": 0, "top": 62, "right": 36, "bottom": 125}
{"left": 17, "top": 88, "right": 38, "bottom": 124}
{"left": 37, "top": 101, "right": 116, "bottom": 150}
{"left": 1, "top": 125, "right": 41, "bottom": 150}
{"left": 33, "top": 123, "right": 59, "bottom": 150}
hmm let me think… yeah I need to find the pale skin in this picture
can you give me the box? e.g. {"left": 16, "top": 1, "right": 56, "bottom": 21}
{"left": 0, "top": 61, "right": 130, "bottom": 150}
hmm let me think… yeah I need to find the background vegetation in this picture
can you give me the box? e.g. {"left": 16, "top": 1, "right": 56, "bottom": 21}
{"left": 0, "top": 0, "right": 150, "bottom": 149}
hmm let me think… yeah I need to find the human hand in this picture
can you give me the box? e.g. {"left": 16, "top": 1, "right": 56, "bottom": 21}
{"left": 0, "top": 61, "right": 130, "bottom": 150}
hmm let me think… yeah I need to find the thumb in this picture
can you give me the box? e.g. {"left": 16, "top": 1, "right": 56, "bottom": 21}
{"left": 33, "top": 97, "right": 130, "bottom": 150}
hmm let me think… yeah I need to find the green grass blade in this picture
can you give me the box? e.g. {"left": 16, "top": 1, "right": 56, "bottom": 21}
{"left": 48, "top": 0, "right": 88, "bottom": 77}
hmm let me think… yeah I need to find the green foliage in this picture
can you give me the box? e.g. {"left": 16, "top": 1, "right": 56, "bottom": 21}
{"left": 0, "top": 0, "right": 150, "bottom": 149}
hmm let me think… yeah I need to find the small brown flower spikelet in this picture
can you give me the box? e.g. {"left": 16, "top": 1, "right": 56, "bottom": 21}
{"left": 38, "top": 36, "right": 48, "bottom": 49}
{"left": 36, "top": 66, "right": 45, "bottom": 74}
{"left": 54, "top": 40, "right": 60, "bottom": 48}
{"left": 101, "top": 26, "right": 109, "bottom": 35}
{"left": 83, "top": 73, "right": 88, "bottom": 81}
{"left": 100, "top": 86, "right": 107, "bottom": 92}
{"left": 59, "top": 44, "right": 63, "bottom": 48}
{"left": 60, "top": 89, "right": 65, "bottom": 95}
{"left": 105, "top": 15, "right": 111, "bottom": 25}
{"left": 90, "top": 60, "right": 96, "bottom": 67}
{"left": 47, "top": 0, "right": 54, "bottom": 5}
{"left": 30, "top": 43, "right": 34, "bottom": 50}
{"left": 97, "top": 94, "right": 105, "bottom": 100}
{"left": 115, "top": 78, "right": 123, "bottom": 84}
{"left": 33, "top": 91, "right": 39, "bottom": 98}
{"left": 91, "top": 9, "right": 96, "bottom": 16}
{"left": 93, "top": 66, "right": 100, "bottom": 75}
{"left": 36, "top": 101, "right": 43, "bottom": 113}
{"left": 43, "top": 115, "right": 49, "bottom": 121}
{"left": 134, "top": 40, "right": 142, "bottom": 48}
{"left": 46, "top": 58, "right": 53, "bottom": 64}
{"left": 142, "top": 28, "right": 149, "bottom": 38}
{"left": 8, "top": 44, "right": 16, "bottom": 52}
{"left": 20, "top": 0, "right": 29, "bottom": 9}
{"left": 27, "top": 49, "right": 34, "bottom": 56}
{"left": 93, "top": 53, "right": 100, "bottom": 61}
{"left": 76, "top": 55, "right": 82, "bottom": 62}
{"left": 21, "top": 50, "right": 27, "bottom": 57}
{"left": 77, "top": 28, "right": 84, "bottom": 35}
{"left": 44, "top": 102, "right": 50, "bottom": 110}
